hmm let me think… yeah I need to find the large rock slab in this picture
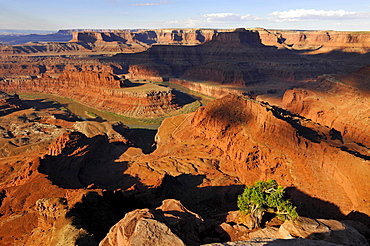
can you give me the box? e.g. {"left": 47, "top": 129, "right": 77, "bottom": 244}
{"left": 99, "top": 208, "right": 185, "bottom": 246}
{"left": 276, "top": 217, "right": 369, "bottom": 246}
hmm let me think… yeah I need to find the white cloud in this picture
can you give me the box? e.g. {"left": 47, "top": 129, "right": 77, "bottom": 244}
{"left": 201, "top": 13, "right": 260, "bottom": 22}
{"left": 269, "top": 9, "right": 370, "bottom": 22}
{"left": 164, "top": 13, "right": 261, "bottom": 28}
{"left": 164, "top": 9, "right": 370, "bottom": 30}
{"left": 132, "top": 0, "right": 168, "bottom": 6}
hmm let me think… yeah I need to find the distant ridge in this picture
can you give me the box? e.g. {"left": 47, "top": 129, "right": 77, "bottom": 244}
{"left": 0, "top": 30, "right": 72, "bottom": 45}
{"left": 0, "top": 29, "right": 134, "bottom": 45}
{"left": 0, "top": 29, "right": 56, "bottom": 35}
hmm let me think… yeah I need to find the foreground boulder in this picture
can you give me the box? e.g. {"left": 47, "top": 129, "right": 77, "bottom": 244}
{"left": 100, "top": 199, "right": 204, "bottom": 246}
{"left": 203, "top": 238, "right": 340, "bottom": 246}
{"left": 276, "top": 217, "right": 369, "bottom": 246}
{"left": 99, "top": 208, "right": 185, "bottom": 246}
{"left": 100, "top": 198, "right": 369, "bottom": 246}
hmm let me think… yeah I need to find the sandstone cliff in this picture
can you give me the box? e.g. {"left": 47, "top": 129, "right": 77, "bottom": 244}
{"left": 257, "top": 28, "right": 370, "bottom": 53}
{"left": 2, "top": 28, "right": 369, "bottom": 91}
{"left": 0, "top": 55, "right": 122, "bottom": 77}
{"left": 70, "top": 29, "right": 216, "bottom": 46}
{"left": 0, "top": 70, "right": 180, "bottom": 118}
{"left": 1, "top": 92, "right": 369, "bottom": 245}
{"left": 111, "top": 28, "right": 368, "bottom": 87}
{"left": 2, "top": 28, "right": 370, "bottom": 58}
{"left": 126, "top": 95, "right": 370, "bottom": 224}
{"left": 170, "top": 78, "right": 245, "bottom": 98}
{"left": 281, "top": 66, "right": 370, "bottom": 146}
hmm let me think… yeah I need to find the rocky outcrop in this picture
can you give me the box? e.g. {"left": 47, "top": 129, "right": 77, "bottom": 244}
{"left": 170, "top": 78, "right": 245, "bottom": 98}
{"left": 257, "top": 29, "right": 370, "bottom": 53}
{"left": 71, "top": 29, "right": 216, "bottom": 46}
{"left": 1, "top": 91, "right": 369, "bottom": 245}
{"left": 111, "top": 28, "right": 368, "bottom": 87}
{"left": 276, "top": 217, "right": 368, "bottom": 245}
{"left": 127, "top": 95, "right": 370, "bottom": 226}
{"left": 126, "top": 64, "right": 172, "bottom": 82}
{"left": 3, "top": 28, "right": 370, "bottom": 55}
{"left": 40, "top": 131, "right": 140, "bottom": 190}
{"left": 212, "top": 29, "right": 262, "bottom": 45}
{"left": 282, "top": 70, "right": 370, "bottom": 146}
{"left": 100, "top": 199, "right": 227, "bottom": 246}
{"left": 0, "top": 29, "right": 217, "bottom": 55}
{"left": 100, "top": 211, "right": 185, "bottom": 246}
{"left": 0, "top": 70, "right": 181, "bottom": 118}
{"left": 205, "top": 216, "right": 369, "bottom": 245}
{"left": 3, "top": 28, "right": 370, "bottom": 90}
{"left": 24, "top": 197, "right": 96, "bottom": 246}
{"left": 101, "top": 199, "right": 368, "bottom": 246}
{"left": 0, "top": 55, "right": 121, "bottom": 77}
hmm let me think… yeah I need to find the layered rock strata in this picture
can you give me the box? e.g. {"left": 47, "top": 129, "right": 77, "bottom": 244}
{"left": 0, "top": 71, "right": 180, "bottom": 118}
{"left": 4, "top": 28, "right": 369, "bottom": 55}
{"left": 126, "top": 95, "right": 370, "bottom": 224}
{"left": 170, "top": 78, "right": 245, "bottom": 98}
{"left": 257, "top": 28, "right": 370, "bottom": 53}
{"left": 282, "top": 67, "right": 370, "bottom": 146}
{"left": 1, "top": 92, "right": 369, "bottom": 244}
{"left": 70, "top": 29, "right": 216, "bottom": 46}
{"left": 111, "top": 28, "right": 367, "bottom": 87}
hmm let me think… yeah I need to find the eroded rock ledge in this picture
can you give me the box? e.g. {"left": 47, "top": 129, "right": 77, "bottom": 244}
{"left": 0, "top": 70, "right": 180, "bottom": 118}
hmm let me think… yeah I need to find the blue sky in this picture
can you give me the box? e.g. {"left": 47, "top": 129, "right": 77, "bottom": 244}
{"left": 1, "top": 0, "right": 370, "bottom": 31}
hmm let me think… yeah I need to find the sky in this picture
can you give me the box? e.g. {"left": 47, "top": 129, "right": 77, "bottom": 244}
{"left": 1, "top": 0, "right": 370, "bottom": 32}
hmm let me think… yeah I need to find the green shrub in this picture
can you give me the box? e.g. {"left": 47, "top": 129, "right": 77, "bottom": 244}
{"left": 237, "top": 179, "right": 298, "bottom": 228}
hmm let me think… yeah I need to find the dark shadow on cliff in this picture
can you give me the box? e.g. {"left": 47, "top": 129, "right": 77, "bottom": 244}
{"left": 21, "top": 98, "right": 80, "bottom": 121}
{"left": 286, "top": 187, "right": 370, "bottom": 227}
{"left": 172, "top": 88, "right": 197, "bottom": 104}
{"left": 39, "top": 134, "right": 140, "bottom": 190}
{"left": 112, "top": 124, "right": 157, "bottom": 154}
{"left": 66, "top": 174, "right": 239, "bottom": 243}
{"left": 152, "top": 174, "right": 244, "bottom": 220}
{"left": 63, "top": 173, "right": 370, "bottom": 244}
{"left": 105, "top": 28, "right": 370, "bottom": 89}
{"left": 268, "top": 105, "right": 323, "bottom": 143}
{"left": 66, "top": 190, "right": 148, "bottom": 243}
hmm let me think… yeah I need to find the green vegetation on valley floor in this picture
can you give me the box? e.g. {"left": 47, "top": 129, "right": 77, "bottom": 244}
{"left": 19, "top": 93, "right": 203, "bottom": 129}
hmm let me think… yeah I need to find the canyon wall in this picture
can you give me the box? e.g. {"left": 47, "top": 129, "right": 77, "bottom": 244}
{"left": 282, "top": 69, "right": 370, "bottom": 146}
{"left": 257, "top": 28, "right": 370, "bottom": 53}
{"left": 0, "top": 71, "right": 180, "bottom": 118}
{"left": 111, "top": 28, "right": 369, "bottom": 87}
{"left": 125, "top": 64, "right": 172, "bottom": 82}
{"left": 70, "top": 29, "right": 217, "bottom": 45}
{"left": 3, "top": 28, "right": 370, "bottom": 55}
{"left": 2, "top": 28, "right": 369, "bottom": 89}
{"left": 0, "top": 55, "right": 122, "bottom": 77}
{"left": 170, "top": 78, "right": 245, "bottom": 98}
{"left": 128, "top": 95, "right": 370, "bottom": 223}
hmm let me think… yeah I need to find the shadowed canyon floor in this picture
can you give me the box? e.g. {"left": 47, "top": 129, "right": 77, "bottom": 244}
{"left": 0, "top": 27, "right": 369, "bottom": 245}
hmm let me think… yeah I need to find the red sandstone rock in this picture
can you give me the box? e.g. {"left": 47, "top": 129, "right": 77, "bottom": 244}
{"left": 127, "top": 95, "right": 370, "bottom": 226}
{"left": 276, "top": 217, "right": 368, "bottom": 245}
{"left": 100, "top": 199, "right": 210, "bottom": 246}
{"left": 0, "top": 70, "right": 180, "bottom": 118}
{"left": 99, "top": 208, "right": 185, "bottom": 246}
{"left": 282, "top": 71, "right": 370, "bottom": 146}
{"left": 257, "top": 28, "right": 370, "bottom": 53}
